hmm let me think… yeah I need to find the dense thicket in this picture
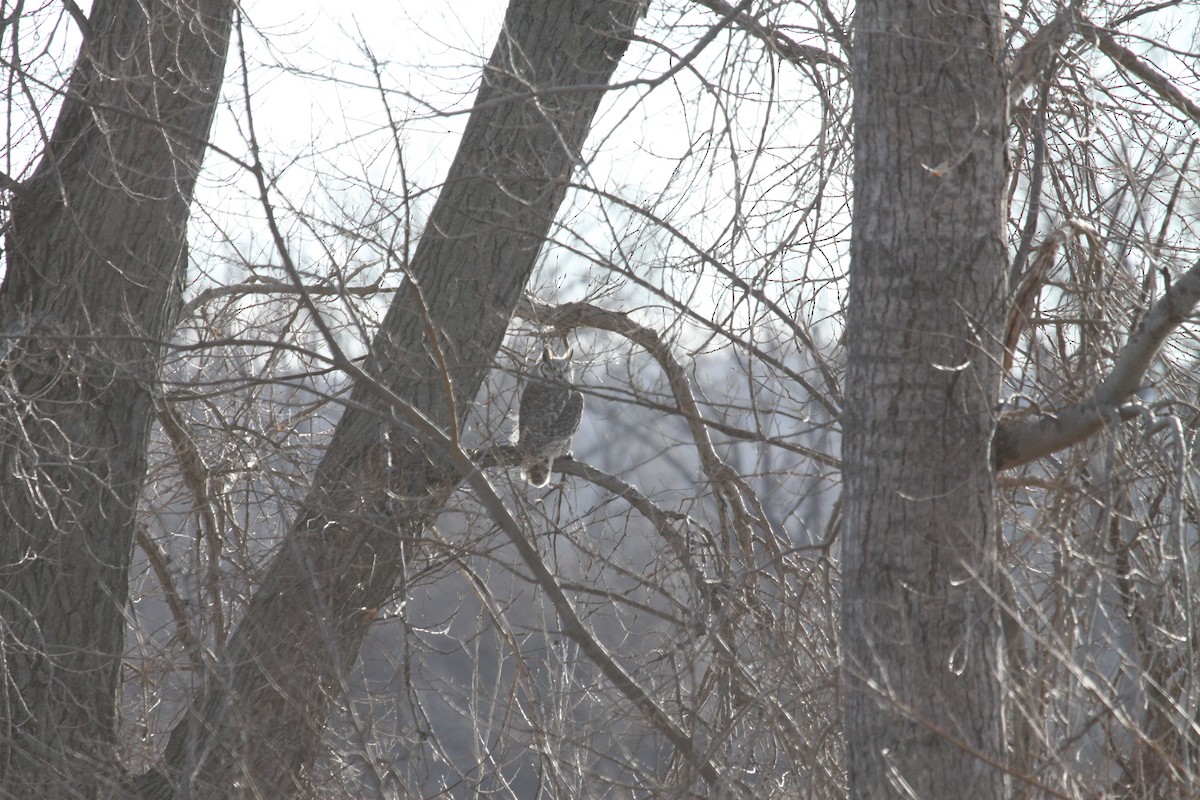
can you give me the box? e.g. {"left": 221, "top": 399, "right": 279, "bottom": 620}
{"left": 2, "top": 1, "right": 1198, "bottom": 797}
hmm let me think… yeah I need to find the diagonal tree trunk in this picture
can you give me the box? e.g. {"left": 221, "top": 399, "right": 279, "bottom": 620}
{"left": 138, "top": 2, "right": 647, "bottom": 796}
{"left": 0, "top": 1, "right": 233, "bottom": 796}
{"left": 841, "top": 0, "right": 1009, "bottom": 797}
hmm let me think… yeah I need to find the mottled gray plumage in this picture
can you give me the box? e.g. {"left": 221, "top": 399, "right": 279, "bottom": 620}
{"left": 518, "top": 346, "right": 584, "bottom": 486}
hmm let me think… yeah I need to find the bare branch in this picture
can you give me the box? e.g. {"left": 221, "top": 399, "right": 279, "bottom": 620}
{"left": 133, "top": 525, "right": 206, "bottom": 678}
{"left": 1084, "top": 20, "right": 1200, "bottom": 129}
{"left": 518, "top": 295, "right": 799, "bottom": 591}
{"left": 691, "top": 0, "right": 849, "bottom": 74}
{"left": 154, "top": 398, "right": 228, "bottom": 652}
{"left": 1008, "top": 3, "right": 1083, "bottom": 110}
{"left": 559, "top": 458, "right": 715, "bottom": 578}
{"left": 1004, "top": 219, "right": 1101, "bottom": 371}
{"left": 996, "top": 257, "right": 1200, "bottom": 470}
{"left": 60, "top": 0, "right": 91, "bottom": 38}
{"left": 520, "top": 296, "right": 740, "bottom": 492}
{"left": 275, "top": 366, "right": 731, "bottom": 787}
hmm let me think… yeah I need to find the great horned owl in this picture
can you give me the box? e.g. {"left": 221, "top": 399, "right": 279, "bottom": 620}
{"left": 518, "top": 345, "right": 584, "bottom": 487}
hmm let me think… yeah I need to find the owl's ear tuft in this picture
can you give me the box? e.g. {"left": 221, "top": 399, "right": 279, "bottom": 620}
{"left": 563, "top": 346, "right": 572, "bottom": 360}
{"left": 541, "top": 345, "right": 553, "bottom": 363}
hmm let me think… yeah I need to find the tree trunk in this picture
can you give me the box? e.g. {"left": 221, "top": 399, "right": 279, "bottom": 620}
{"left": 0, "top": 1, "right": 232, "bottom": 796}
{"left": 841, "top": 0, "right": 1009, "bottom": 797}
{"left": 137, "top": 2, "right": 646, "bottom": 797}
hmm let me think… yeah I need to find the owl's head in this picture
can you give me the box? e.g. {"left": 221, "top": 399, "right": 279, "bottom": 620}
{"left": 535, "top": 345, "right": 574, "bottom": 384}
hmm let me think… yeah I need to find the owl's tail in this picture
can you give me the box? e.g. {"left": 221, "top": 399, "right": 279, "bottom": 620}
{"left": 523, "top": 459, "right": 552, "bottom": 487}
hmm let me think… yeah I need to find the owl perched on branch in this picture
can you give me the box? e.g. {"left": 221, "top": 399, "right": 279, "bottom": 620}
{"left": 518, "top": 346, "right": 584, "bottom": 487}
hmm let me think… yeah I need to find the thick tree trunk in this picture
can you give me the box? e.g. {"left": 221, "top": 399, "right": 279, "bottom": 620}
{"left": 137, "top": 2, "right": 646, "bottom": 797}
{"left": 0, "top": 1, "right": 232, "bottom": 796}
{"left": 841, "top": 0, "right": 1009, "bottom": 797}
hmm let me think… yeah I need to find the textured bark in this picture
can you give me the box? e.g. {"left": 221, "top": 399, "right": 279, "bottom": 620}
{"left": 135, "top": 2, "right": 646, "bottom": 797}
{"left": 0, "top": 1, "right": 232, "bottom": 796}
{"left": 841, "top": 0, "right": 1009, "bottom": 797}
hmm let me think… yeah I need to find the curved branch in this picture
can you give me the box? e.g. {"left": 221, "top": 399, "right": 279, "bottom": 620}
{"left": 551, "top": 460, "right": 807, "bottom": 773}
{"left": 518, "top": 296, "right": 800, "bottom": 598}
{"left": 154, "top": 398, "right": 228, "bottom": 652}
{"left": 996, "top": 257, "right": 1200, "bottom": 470}
{"left": 1084, "top": 20, "right": 1200, "bottom": 129}
{"left": 519, "top": 296, "right": 736, "bottom": 490}
{"left": 691, "top": 0, "right": 849, "bottom": 74}
{"left": 558, "top": 458, "right": 714, "bottom": 577}
{"left": 1003, "top": 219, "right": 1100, "bottom": 371}
{"left": 136, "top": 5, "right": 662, "bottom": 795}
{"left": 352, "top": 393, "right": 728, "bottom": 787}
{"left": 554, "top": 185, "right": 844, "bottom": 416}
{"left": 1008, "top": 3, "right": 1083, "bottom": 111}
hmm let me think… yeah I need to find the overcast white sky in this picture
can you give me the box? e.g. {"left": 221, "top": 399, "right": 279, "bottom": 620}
{"left": 7, "top": 1, "right": 1197, "bottom": 331}
{"left": 184, "top": 0, "right": 842, "bottom": 332}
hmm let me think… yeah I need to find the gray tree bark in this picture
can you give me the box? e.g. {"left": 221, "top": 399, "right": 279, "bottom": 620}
{"left": 841, "top": 0, "right": 1009, "bottom": 797}
{"left": 135, "top": 1, "right": 647, "bottom": 797}
{"left": 0, "top": 1, "right": 232, "bottom": 796}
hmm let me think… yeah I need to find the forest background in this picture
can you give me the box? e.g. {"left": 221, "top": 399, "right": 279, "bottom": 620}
{"left": 2, "top": 0, "right": 1200, "bottom": 797}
